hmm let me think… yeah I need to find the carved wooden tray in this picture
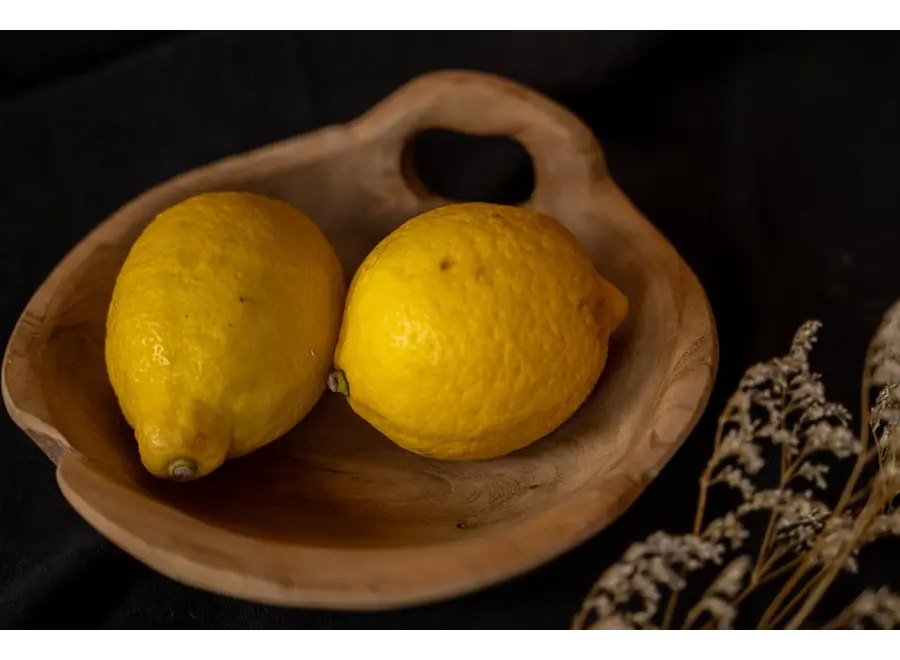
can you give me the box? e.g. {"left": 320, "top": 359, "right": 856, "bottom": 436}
{"left": 2, "top": 70, "right": 717, "bottom": 609}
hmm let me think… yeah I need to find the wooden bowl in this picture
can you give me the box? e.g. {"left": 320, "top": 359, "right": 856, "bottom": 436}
{"left": 2, "top": 70, "right": 717, "bottom": 610}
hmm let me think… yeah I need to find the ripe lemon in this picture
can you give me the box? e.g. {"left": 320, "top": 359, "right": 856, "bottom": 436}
{"left": 329, "top": 202, "right": 629, "bottom": 460}
{"left": 106, "top": 191, "right": 345, "bottom": 480}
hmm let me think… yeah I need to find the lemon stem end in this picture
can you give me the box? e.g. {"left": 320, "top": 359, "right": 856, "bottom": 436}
{"left": 168, "top": 458, "right": 198, "bottom": 481}
{"left": 327, "top": 370, "right": 350, "bottom": 397}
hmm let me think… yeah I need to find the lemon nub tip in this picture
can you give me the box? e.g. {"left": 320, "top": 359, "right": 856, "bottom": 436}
{"left": 168, "top": 458, "right": 198, "bottom": 481}
{"left": 327, "top": 370, "right": 350, "bottom": 397}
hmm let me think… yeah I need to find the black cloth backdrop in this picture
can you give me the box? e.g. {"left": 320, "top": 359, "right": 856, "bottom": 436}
{"left": 1, "top": 31, "right": 899, "bottom": 629}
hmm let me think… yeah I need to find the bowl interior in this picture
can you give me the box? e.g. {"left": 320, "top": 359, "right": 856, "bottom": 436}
{"left": 23, "top": 136, "right": 689, "bottom": 553}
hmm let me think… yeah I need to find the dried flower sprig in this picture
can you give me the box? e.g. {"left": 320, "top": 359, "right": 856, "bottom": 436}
{"left": 573, "top": 298, "right": 900, "bottom": 630}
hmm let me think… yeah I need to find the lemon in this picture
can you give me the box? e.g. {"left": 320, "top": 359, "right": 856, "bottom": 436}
{"left": 330, "top": 202, "right": 628, "bottom": 461}
{"left": 106, "top": 191, "right": 345, "bottom": 480}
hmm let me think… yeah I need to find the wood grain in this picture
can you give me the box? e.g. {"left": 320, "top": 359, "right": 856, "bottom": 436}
{"left": 1, "top": 70, "right": 718, "bottom": 609}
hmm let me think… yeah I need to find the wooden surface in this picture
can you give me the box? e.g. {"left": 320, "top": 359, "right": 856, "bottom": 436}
{"left": 1, "top": 70, "right": 718, "bottom": 609}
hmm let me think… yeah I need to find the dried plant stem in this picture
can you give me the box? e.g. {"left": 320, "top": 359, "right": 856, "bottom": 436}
{"left": 757, "top": 545, "right": 794, "bottom": 577}
{"left": 756, "top": 539, "right": 819, "bottom": 625}
{"left": 784, "top": 500, "right": 882, "bottom": 629}
{"left": 828, "top": 348, "right": 874, "bottom": 519}
{"left": 768, "top": 444, "right": 882, "bottom": 629}
{"left": 571, "top": 608, "right": 589, "bottom": 630}
{"left": 753, "top": 444, "right": 788, "bottom": 583}
{"left": 749, "top": 383, "right": 803, "bottom": 595}
{"left": 693, "top": 555, "right": 807, "bottom": 630}
{"left": 832, "top": 437, "right": 873, "bottom": 522}
{"left": 692, "top": 418, "right": 728, "bottom": 535}
{"left": 762, "top": 556, "right": 840, "bottom": 628}
{"left": 661, "top": 412, "right": 734, "bottom": 629}
{"left": 691, "top": 409, "right": 736, "bottom": 536}
{"left": 847, "top": 488, "right": 870, "bottom": 508}
{"left": 660, "top": 591, "right": 678, "bottom": 629}
{"left": 690, "top": 535, "right": 804, "bottom": 630}
{"left": 861, "top": 352, "right": 873, "bottom": 449}
{"left": 759, "top": 444, "right": 879, "bottom": 628}
{"left": 753, "top": 508, "right": 779, "bottom": 584}
{"left": 754, "top": 554, "right": 805, "bottom": 588}
{"left": 821, "top": 612, "right": 851, "bottom": 630}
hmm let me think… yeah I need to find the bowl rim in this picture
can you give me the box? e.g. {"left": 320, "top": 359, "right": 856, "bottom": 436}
{"left": 2, "top": 69, "right": 719, "bottom": 610}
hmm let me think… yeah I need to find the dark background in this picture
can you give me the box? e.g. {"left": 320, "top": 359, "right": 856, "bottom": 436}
{"left": 1, "top": 31, "right": 898, "bottom": 629}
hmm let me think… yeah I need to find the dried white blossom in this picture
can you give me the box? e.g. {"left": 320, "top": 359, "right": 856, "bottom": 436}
{"left": 873, "top": 384, "right": 900, "bottom": 471}
{"left": 862, "top": 509, "right": 900, "bottom": 543}
{"left": 737, "top": 489, "right": 786, "bottom": 514}
{"left": 708, "top": 320, "right": 857, "bottom": 506}
{"left": 708, "top": 555, "right": 753, "bottom": 599}
{"left": 588, "top": 615, "right": 633, "bottom": 630}
{"left": 869, "top": 300, "right": 900, "bottom": 390}
{"left": 717, "top": 428, "right": 765, "bottom": 474}
{"left": 773, "top": 498, "right": 833, "bottom": 554}
{"left": 873, "top": 385, "right": 900, "bottom": 432}
{"left": 684, "top": 556, "right": 752, "bottom": 630}
{"left": 830, "top": 588, "right": 900, "bottom": 629}
{"left": 575, "top": 306, "right": 900, "bottom": 631}
{"left": 712, "top": 465, "right": 756, "bottom": 499}
{"left": 874, "top": 460, "right": 900, "bottom": 496}
{"left": 704, "top": 512, "right": 750, "bottom": 550}
{"left": 771, "top": 428, "right": 801, "bottom": 457}
{"left": 575, "top": 532, "right": 724, "bottom": 630}
{"left": 869, "top": 301, "right": 900, "bottom": 472}
{"left": 878, "top": 384, "right": 900, "bottom": 420}
{"left": 802, "top": 421, "right": 861, "bottom": 459}
{"left": 815, "top": 514, "right": 860, "bottom": 574}
{"left": 793, "top": 462, "right": 830, "bottom": 490}
{"left": 727, "top": 488, "right": 823, "bottom": 566}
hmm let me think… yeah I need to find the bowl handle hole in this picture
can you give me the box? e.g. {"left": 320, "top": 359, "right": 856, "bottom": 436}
{"left": 400, "top": 129, "right": 535, "bottom": 207}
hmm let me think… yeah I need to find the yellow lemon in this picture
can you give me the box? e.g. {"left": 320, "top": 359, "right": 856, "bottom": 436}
{"left": 330, "top": 202, "right": 628, "bottom": 461}
{"left": 105, "top": 191, "right": 345, "bottom": 480}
